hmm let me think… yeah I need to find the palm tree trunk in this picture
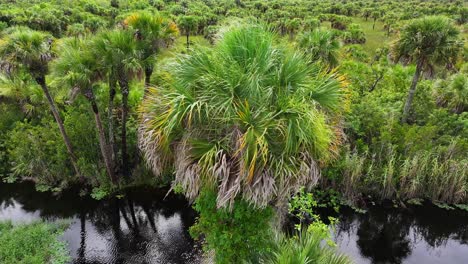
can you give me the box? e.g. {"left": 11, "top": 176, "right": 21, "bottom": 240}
{"left": 35, "top": 76, "right": 82, "bottom": 181}
{"left": 84, "top": 89, "right": 117, "bottom": 184}
{"left": 143, "top": 65, "right": 153, "bottom": 100}
{"left": 144, "top": 66, "right": 153, "bottom": 88}
{"left": 108, "top": 78, "right": 117, "bottom": 172}
{"left": 118, "top": 78, "right": 130, "bottom": 177}
{"left": 401, "top": 60, "right": 423, "bottom": 124}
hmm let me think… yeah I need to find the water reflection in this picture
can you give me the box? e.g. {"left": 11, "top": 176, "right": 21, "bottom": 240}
{"left": 334, "top": 204, "right": 468, "bottom": 264}
{"left": 0, "top": 182, "right": 200, "bottom": 264}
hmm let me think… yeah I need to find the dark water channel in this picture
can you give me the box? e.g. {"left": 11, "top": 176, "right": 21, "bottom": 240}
{"left": 0, "top": 182, "right": 200, "bottom": 264}
{"left": 0, "top": 182, "right": 467, "bottom": 264}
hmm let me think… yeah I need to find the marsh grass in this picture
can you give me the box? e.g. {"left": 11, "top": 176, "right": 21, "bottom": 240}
{"left": 335, "top": 141, "right": 467, "bottom": 204}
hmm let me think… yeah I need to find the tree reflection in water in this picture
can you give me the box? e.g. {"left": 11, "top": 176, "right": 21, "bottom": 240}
{"left": 334, "top": 204, "right": 468, "bottom": 264}
{"left": 0, "top": 182, "right": 200, "bottom": 264}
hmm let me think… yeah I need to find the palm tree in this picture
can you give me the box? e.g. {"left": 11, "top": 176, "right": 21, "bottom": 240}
{"left": 0, "top": 27, "right": 82, "bottom": 179}
{"left": 138, "top": 25, "right": 345, "bottom": 209}
{"left": 0, "top": 71, "right": 43, "bottom": 116}
{"left": 371, "top": 11, "right": 380, "bottom": 30}
{"left": 52, "top": 37, "right": 117, "bottom": 184}
{"left": 124, "top": 11, "right": 179, "bottom": 88}
{"left": 93, "top": 30, "right": 142, "bottom": 176}
{"left": 391, "top": 16, "right": 462, "bottom": 123}
{"left": 297, "top": 28, "right": 340, "bottom": 69}
{"left": 285, "top": 18, "right": 301, "bottom": 40}
{"left": 177, "top": 16, "right": 198, "bottom": 49}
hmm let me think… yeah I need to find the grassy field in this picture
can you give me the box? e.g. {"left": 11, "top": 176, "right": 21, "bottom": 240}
{"left": 351, "top": 17, "right": 393, "bottom": 54}
{"left": 158, "top": 20, "right": 464, "bottom": 59}
{"left": 158, "top": 35, "right": 210, "bottom": 61}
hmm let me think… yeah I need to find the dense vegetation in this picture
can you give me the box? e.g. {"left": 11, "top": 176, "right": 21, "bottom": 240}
{"left": 0, "top": 221, "right": 70, "bottom": 264}
{"left": 0, "top": 0, "right": 466, "bottom": 262}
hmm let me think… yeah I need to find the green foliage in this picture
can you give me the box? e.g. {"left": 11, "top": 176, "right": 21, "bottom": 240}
{"left": 298, "top": 28, "right": 341, "bottom": 69}
{"left": 190, "top": 190, "right": 274, "bottom": 264}
{"left": 289, "top": 187, "right": 342, "bottom": 223}
{"left": 343, "top": 23, "right": 366, "bottom": 44}
{"left": 139, "top": 24, "right": 345, "bottom": 208}
{"left": 258, "top": 222, "right": 352, "bottom": 264}
{"left": 0, "top": 221, "right": 70, "bottom": 264}
{"left": 391, "top": 16, "right": 462, "bottom": 68}
{"left": 7, "top": 120, "right": 73, "bottom": 186}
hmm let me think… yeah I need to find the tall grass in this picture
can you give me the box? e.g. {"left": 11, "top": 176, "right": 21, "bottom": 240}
{"left": 333, "top": 140, "right": 468, "bottom": 204}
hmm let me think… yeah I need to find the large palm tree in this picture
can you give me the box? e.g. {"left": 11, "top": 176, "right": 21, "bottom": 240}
{"left": 124, "top": 11, "right": 178, "bottom": 88}
{"left": 52, "top": 37, "right": 117, "bottom": 184}
{"left": 93, "top": 30, "right": 142, "bottom": 176}
{"left": 139, "top": 25, "right": 345, "bottom": 209}
{"left": 297, "top": 28, "right": 340, "bottom": 70}
{"left": 391, "top": 16, "right": 462, "bottom": 123}
{"left": 0, "top": 27, "right": 82, "bottom": 179}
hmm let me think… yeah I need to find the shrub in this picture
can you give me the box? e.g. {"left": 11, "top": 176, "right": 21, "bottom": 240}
{"left": 190, "top": 190, "right": 274, "bottom": 263}
{"left": 0, "top": 221, "right": 70, "bottom": 264}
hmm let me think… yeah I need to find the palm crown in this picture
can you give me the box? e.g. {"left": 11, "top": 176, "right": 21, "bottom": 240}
{"left": 0, "top": 27, "right": 53, "bottom": 79}
{"left": 139, "top": 25, "right": 345, "bottom": 208}
{"left": 391, "top": 16, "right": 461, "bottom": 70}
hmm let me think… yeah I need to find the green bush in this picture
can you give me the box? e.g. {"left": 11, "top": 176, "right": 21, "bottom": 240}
{"left": 259, "top": 222, "right": 352, "bottom": 264}
{"left": 0, "top": 221, "right": 70, "bottom": 264}
{"left": 190, "top": 190, "right": 275, "bottom": 263}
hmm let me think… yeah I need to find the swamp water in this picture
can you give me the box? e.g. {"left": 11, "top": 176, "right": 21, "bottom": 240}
{"left": 0, "top": 182, "right": 467, "bottom": 264}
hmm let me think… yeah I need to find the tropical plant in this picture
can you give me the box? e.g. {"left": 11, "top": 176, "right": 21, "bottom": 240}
{"left": 52, "top": 37, "right": 117, "bottom": 184}
{"left": 177, "top": 15, "right": 199, "bottom": 49}
{"left": 124, "top": 11, "right": 178, "bottom": 87}
{"left": 93, "top": 29, "right": 143, "bottom": 177}
{"left": 0, "top": 27, "right": 82, "bottom": 179}
{"left": 190, "top": 190, "right": 274, "bottom": 263}
{"left": 259, "top": 222, "right": 352, "bottom": 264}
{"left": 343, "top": 24, "right": 366, "bottom": 44}
{"left": 297, "top": 28, "right": 341, "bottom": 69}
{"left": 139, "top": 24, "right": 345, "bottom": 209}
{"left": 391, "top": 16, "right": 462, "bottom": 123}
{"left": 434, "top": 73, "right": 467, "bottom": 114}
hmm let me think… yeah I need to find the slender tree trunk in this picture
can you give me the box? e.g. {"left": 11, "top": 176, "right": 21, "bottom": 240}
{"left": 84, "top": 89, "right": 117, "bottom": 184}
{"left": 401, "top": 60, "right": 423, "bottom": 124}
{"left": 143, "top": 65, "right": 153, "bottom": 100}
{"left": 118, "top": 78, "right": 130, "bottom": 177}
{"left": 144, "top": 66, "right": 153, "bottom": 88}
{"left": 373, "top": 19, "right": 376, "bottom": 30}
{"left": 108, "top": 78, "right": 117, "bottom": 172}
{"left": 186, "top": 33, "right": 190, "bottom": 49}
{"left": 35, "top": 76, "right": 82, "bottom": 181}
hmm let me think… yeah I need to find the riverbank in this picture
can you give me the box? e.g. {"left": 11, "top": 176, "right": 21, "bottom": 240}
{"left": 0, "top": 221, "right": 70, "bottom": 264}
{"left": 1, "top": 182, "right": 467, "bottom": 263}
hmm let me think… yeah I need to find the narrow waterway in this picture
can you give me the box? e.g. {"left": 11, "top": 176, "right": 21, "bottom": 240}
{"left": 0, "top": 182, "right": 201, "bottom": 263}
{"left": 0, "top": 182, "right": 467, "bottom": 264}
